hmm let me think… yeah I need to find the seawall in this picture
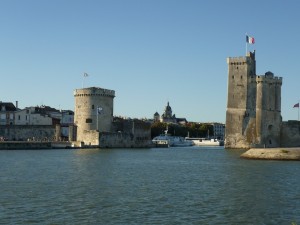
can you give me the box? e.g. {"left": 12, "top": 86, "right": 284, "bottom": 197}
{"left": 0, "top": 141, "right": 74, "bottom": 150}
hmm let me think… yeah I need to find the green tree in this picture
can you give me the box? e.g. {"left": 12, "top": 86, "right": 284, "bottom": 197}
{"left": 151, "top": 122, "right": 167, "bottom": 138}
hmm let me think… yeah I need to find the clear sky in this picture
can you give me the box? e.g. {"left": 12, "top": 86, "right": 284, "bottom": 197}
{"left": 1, "top": 0, "right": 300, "bottom": 123}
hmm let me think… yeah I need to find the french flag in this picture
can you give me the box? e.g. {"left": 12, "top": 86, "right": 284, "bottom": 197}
{"left": 246, "top": 35, "right": 255, "bottom": 44}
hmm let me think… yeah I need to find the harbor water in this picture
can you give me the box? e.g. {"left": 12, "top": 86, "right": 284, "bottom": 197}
{"left": 1, "top": 146, "right": 299, "bottom": 224}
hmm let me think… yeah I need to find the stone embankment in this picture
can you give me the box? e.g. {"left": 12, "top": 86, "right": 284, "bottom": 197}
{"left": 0, "top": 141, "right": 75, "bottom": 150}
{"left": 241, "top": 148, "right": 300, "bottom": 160}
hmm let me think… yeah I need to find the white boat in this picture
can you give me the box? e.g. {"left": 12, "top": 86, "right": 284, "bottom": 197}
{"left": 185, "top": 138, "right": 224, "bottom": 146}
{"left": 152, "top": 135, "right": 194, "bottom": 147}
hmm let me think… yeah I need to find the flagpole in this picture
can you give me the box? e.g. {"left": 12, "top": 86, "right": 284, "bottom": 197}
{"left": 298, "top": 100, "right": 300, "bottom": 121}
{"left": 83, "top": 73, "right": 88, "bottom": 88}
{"left": 97, "top": 106, "right": 99, "bottom": 131}
{"left": 246, "top": 33, "right": 248, "bottom": 54}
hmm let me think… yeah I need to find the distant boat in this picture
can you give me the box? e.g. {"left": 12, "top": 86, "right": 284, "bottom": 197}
{"left": 152, "top": 126, "right": 193, "bottom": 148}
{"left": 152, "top": 135, "right": 194, "bottom": 147}
{"left": 185, "top": 138, "right": 224, "bottom": 146}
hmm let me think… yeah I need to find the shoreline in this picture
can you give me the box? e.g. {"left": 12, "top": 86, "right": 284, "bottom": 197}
{"left": 241, "top": 147, "right": 300, "bottom": 160}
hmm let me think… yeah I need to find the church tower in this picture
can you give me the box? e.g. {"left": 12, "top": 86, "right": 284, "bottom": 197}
{"left": 225, "top": 51, "right": 257, "bottom": 148}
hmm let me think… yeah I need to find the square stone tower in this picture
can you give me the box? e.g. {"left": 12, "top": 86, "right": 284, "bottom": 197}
{"left": 225, "top": 52, "right": 257, "bottom": 148}
{"left": 225, "top": 51, "right": 282, "bottom": 149}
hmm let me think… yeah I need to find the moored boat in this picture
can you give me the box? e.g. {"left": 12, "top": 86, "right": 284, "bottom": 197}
{"left": 152, "top": 135, "right": 193, "bottom": 147}
{"left": 185, "top": 138, "right": 224, "bottom": 146}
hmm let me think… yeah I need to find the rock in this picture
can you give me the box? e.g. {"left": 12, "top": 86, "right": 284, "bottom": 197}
{"left": 241, "top": 148, "right": 300, "bottom": 160}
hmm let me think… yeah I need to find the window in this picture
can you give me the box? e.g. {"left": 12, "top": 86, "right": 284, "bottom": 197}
{"left": 18, "top": 115, "right": 20, "bottom": 120}
{"left": 86, "top": 118, "right": 92, "bottom": 123}
{"left": 92, "top": 105, "right": 94, "bottom": 109}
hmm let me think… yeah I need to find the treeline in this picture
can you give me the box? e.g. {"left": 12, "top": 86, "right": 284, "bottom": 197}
{"left": 151, "top": 122, "right": 213, "bottom": 138}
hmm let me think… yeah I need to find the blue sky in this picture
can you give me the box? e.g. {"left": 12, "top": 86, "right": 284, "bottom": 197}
{"left": 1, "top": 0, "right": 300, "bottom": 123}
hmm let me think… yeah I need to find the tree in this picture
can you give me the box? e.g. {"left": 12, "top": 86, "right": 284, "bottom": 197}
{"left": 151, "top": 122, "right": 167, "bottom": 138}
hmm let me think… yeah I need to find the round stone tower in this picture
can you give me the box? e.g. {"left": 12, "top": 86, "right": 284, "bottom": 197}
{"left": 74, "top": 87, "right": 115, "bottom": 142}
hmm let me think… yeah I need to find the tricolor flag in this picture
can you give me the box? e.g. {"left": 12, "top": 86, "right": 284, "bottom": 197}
{"left": 246, "top": 35, "right": 255, "bottom": 44}
{"left": 293, "top": 103, "right": 299, "bottom": 108}
{"left": 97, "top": 106, "right": 103, "bottom": 114}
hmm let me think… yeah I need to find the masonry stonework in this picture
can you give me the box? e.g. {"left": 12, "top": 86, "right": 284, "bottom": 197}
{"left": 74, "top": 87, "right": 115, "bottom": 144}
{"left": 225, "top": 51, "right": 300, "bottom": 149}
{"left": 73, "top": 86, "right": 152, "bottom": 147}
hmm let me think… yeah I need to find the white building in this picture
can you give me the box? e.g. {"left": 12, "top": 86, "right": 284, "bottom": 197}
{"left": 14, "top": 107, "right": 54, "bottom": 125}
{"left": 212, "top": 123, "right": 225, "bottom": 140}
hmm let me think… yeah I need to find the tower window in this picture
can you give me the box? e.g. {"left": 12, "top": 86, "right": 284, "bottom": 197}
{"left": 86, "top": 118, "right": 92, "bottom": 123}
{"left": 92, "top": 105, "right": 94, "bottom": 109}
{"left": 232, "top": 76, "right": 234, "bottom": 79}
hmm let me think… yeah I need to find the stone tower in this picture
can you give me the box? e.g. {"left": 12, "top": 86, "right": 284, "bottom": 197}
{"left": 74, "top": 87, "right": 115, "bottom": 144}
{"left": 225, "top": 51, "right": 282, "bottom": 149}
{"left": 255, "top": 72, "right": 282, "bottom": 147}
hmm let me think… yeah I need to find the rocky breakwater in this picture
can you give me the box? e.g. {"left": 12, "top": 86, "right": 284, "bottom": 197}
{"left": 241, "top": 148, "right": 300, "bottom": 160}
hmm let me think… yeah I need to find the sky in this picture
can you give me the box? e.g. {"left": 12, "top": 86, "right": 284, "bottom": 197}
{"left": 1, "top": 0, "right": 300, "bottom": 123}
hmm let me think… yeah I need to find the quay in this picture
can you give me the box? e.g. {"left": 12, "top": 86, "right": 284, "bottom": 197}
{"left": 241, "top": 148, "right": 300, "bottom": 160}
{"left": 0, "top": 141, "right": 75, "bottom": 150}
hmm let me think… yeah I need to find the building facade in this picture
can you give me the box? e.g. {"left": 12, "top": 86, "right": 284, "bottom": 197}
{"left": 0, "top": 102, "right": 16, "bottom": 125}
{"left": 212, "top": 123, "right": 225, "bottom": 140}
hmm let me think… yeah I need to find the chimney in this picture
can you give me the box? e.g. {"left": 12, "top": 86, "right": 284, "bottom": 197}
{"left": 16, "top": 101, "right": 18, "bottom": 109}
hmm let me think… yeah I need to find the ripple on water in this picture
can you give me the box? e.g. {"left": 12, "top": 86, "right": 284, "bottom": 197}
{"left": 0, "top": 148, "right": 300, "bottom": 224}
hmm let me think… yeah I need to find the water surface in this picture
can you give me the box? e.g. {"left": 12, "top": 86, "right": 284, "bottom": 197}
{"left": 0, "top": 147, "right": 299, "bottom": 224}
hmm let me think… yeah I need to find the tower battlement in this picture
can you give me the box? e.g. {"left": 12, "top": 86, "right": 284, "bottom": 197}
{"left": 256, "top": 72, "right": 282, "bottom": 84}
{"left": 74, "top": 87, "right": 115, "bottom": 98}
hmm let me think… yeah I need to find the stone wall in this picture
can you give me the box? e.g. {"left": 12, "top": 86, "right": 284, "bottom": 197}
{"left": 98, "top": 119, "right": 152, "bottom": 148}
{"left": 280, "top": 121, "right": 300, "bottom": 147}
{"left": 99, "top": 132, "right": 152, "bottom": 148}
{"left": 0, "top": 141, "right": 52, "bottom": 150}
{"left": 80, "top": 130, "right": 100, "bottom": 146}
{"left": 0, "top": 125, "right": 55, "bottom": 141}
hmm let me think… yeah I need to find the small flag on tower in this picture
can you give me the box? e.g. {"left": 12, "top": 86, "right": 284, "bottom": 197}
{"left": 246, "top": 35, "right": 255, "bottom": 44}
{"left": 293, "top": 103, "right": 299, "bottom": 108}
{"left": 97, "top": 106, "right": 103, "bottom": 114}
{"left": 84, "top": 73, "right": 88, "bottom": 77}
